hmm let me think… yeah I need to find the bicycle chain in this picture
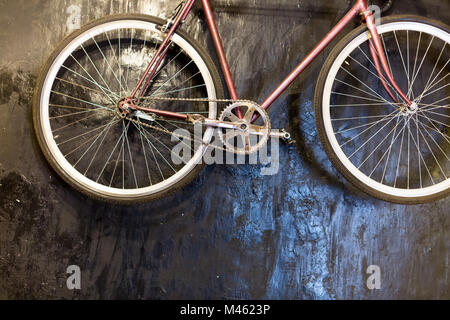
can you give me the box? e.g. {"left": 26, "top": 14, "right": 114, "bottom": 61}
{"left": 115, "top": 96, "right": 261, "bottom": 153}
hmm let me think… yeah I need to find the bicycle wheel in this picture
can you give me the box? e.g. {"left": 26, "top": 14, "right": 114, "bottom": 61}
{"left": 315, "top": 16, "right": 450, "bottom": 204}
{"left": 33, "top": 14, "right": 224, "bottom": 204}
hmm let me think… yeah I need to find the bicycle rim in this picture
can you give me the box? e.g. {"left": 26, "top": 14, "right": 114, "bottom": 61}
{"left": 322, "top": 20, "right": 450, "bottom": 199}
{"left": 36, "top": 18, "right": 218, "bottom": 200}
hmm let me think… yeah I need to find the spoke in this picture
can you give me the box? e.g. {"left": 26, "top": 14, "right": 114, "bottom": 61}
{"left": 122, "top": 120, "right": 125, "bottom": 189}
{"left": 331, "top": 102, "right": 393, "bottom": 107}
{"left": 124, "top": 123, "right": 139, "bottom": 188}
{"left": 63, "top": 119, "right": 120, "bottom": 157}
{"left": 149, "top": 60, "right": 194, "bottom": 96}
{"left": 61, "top": 65, "right": 120, "bottom": 100}
{"left": 69, "top": 53, "right": 117, "bottom": 105}
{"left": 407, "top": 120, "right": 436, "bottom": 184}
{"left": 57, "top": 114, "right": 117, "bottom": 145}
{"left": 92, "top": 34, "right": 125, "bottom": 96}
{"left": 52, "top": 111, "right": 106, "bottom": 133}
{"left": 381, "top": 116, "right": 405, "bottom": 184}
{"left": 55, "top": 77, "right": 117, "bottom": 98}
{"left": 349, "top": 47, "right": 396, "bottom": 98}
{"left": 420, "top": 104, "right": 450, "bottom": 114}
{"left": 413, "top": 116, "right": 450, "bottom": 164}
{"left": 73, "top": 117, "right": 118, "bottom": 167}
{"left": 125, "top": 29, "right": 135, "bottom": 93}
{"left": 334, "top": 78, "right": 391, "bottom": 102}
{"left": 150, "top": 49, "right": 185, "bottom": 84}
{"left": 348, "top": 114, "right": 399, "bottom": 159}
{"left": 415, "top": 42, "right": 447, "bottom": 101}
{"left": 339, "top": 109, "right": 398, "bottom": 147}
{"left": 380, "top": 33, "right": 400, "bottom": 101}
{"left": 370, "top": 116, "right": 408, "bottom": 178}
{"left": 407, "top": 31, "right": 410, "bottom": 95}
{"left": 118, "top": 28, "right": 124, "bottom": 95}
{"left": 421, "top": 108, "right": 450, "bottom": 119}
{"left": 379, "top": 33, "right": 402, "bottom": 101}
{"left": 407, "top": 119, "right": 411, "bottom": 189}
{"left": 137, "top": 122, "right": 152, "bottom": 186}
{"left": 144, "top": 71, "right": 202, "bottom": 101}
{"left": 50, "top": 90, "right": 114, "bottom": 112}
{"left": 410, "top": 32, "right": 422, "bottom": 98}
{"left": 96, "top": 120, "right": 129, "bottom": 183}
{"left": 419, "top": 82, "right": 450, "bottom": 100}
{"left": 84, "top": 117, "right": 118, "bottom": 176}
{"left": 393, "top": 31, "right": 411, "bottom": 96}
{"left": 109, "top": 120, "right": 130, "bottom": 188}
{"left": 331, "top": 91, "right": 390, "bottom": 104}
{"left": 420, "top": 96, "right": 450, "bottom": 109}
{"left": 133, "top": 122, "right": 166, "bottom": 182}
{"left": 49, "top": 108, "right": 106, "bottom": 120}
{"left": 154, "top": 121, "right": 194, "bottom": 154}
{"left": 415, "top": 113, "right": 422, "bottom": 188}
{"left": 50, "top": 103, "right": 103, "bottom": 111}
{"left": 393, "top": 117, "right": 408, "bottom": 187}
{"left": 131, "top": 122, "right": 177, "bottom": 175}
{"left": 407, "top": 35, "right": 434, "bottom": 98}
{"left": 359, "top": 114, "right": 402, "bottom": 169}
{"left": 104, "top": 28, "right": 127, "bottom": 95}
{"left": 357, "top": 43, "right": 397, "bottom": 96}
{"left": 417, "top": 111, "right": 450, "bottom": 128}
{"left": 332, "top": 114, "right": 395, "bottom": 121}
{"left": 418, "top": 60, "right": 450, "bottom": 100}
{"left": 347, "top": 53, "right": 399, "bottom": 103}
{"left": 335, "top": 111, "right": 396, "bottom": 135}
{"left": 151, "top": 84, "right": 207, "bottom": 98}
{"left": 415, "top": 116, "right": 450, "bottom": 144}
{"left": 340, "top": 65, "right": 397, "bottom": 109}
{"left": 80, "top": 44, "right": 117, "bottom": 97}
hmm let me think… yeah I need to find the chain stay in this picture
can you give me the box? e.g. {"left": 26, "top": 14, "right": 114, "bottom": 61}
{"left": 113, "top": 96, "right": 291, "bottom": 152}
{"left": 121, "top": 96, "right": 258, "bottom": 153}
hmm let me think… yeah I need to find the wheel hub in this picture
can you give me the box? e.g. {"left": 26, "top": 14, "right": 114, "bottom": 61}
{"left": 399, "top": 101, "right": 419, "bottom": 116}
{"left": 118, "top": 98, "right": 136, "bottom": 118}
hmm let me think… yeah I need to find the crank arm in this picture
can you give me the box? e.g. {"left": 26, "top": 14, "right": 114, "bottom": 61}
{"left": 135, "top": 110, "right": 156, "bottom": 122}
{"left": 203, "top": 118, "right": 243, "bottom": 130}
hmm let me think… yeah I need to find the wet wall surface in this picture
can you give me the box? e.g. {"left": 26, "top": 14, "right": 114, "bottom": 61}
{"left": 0, "top": 0, "right": 449, "bottom": 299}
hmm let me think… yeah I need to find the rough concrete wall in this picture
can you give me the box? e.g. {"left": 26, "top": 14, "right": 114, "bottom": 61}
{"left": 0, "top": 0, "right": 449, "bottom": 299}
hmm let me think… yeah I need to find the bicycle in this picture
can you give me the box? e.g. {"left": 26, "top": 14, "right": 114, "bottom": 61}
{"left": 33, "top": 0, "right": 449, "bottom": 204}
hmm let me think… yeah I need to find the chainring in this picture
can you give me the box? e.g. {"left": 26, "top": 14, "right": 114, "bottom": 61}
{"left": 218, "top": 101, "right": 271, "bottom": 155}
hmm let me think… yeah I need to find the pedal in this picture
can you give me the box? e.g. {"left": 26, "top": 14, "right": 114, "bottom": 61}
{"left": 270, "top": 129, "right": 296, "bottom": 145}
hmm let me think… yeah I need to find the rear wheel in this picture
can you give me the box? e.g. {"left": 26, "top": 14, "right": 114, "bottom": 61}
{"left": 33, "top": 14, "right": 224, "bottom": 204}
{"left": 315, "top": 16, "right": 450, "bottom": 203}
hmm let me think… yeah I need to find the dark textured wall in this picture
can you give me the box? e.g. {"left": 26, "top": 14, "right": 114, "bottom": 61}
{"left": 0, "top": 0, "right": 449, "bottom": 299}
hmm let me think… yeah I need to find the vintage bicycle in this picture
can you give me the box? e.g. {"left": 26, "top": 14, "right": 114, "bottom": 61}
{"left": 33, "top": 0, "right": 449, "bottom": 204}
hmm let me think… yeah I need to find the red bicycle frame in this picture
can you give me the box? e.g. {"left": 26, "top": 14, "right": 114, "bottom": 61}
{"left": 127, "top": 0, "right": 412, "bottom": 121}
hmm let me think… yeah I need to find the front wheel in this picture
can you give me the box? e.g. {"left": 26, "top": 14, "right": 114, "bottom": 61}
{"left": 33, "top": 14, "right": 224, "bottom": 204}
{"left": 315, "top": 15, "right": 450, "bottom": 204}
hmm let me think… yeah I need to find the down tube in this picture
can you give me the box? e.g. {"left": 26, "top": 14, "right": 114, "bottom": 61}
{"left": 260, "top": 1, "right": 364, "bottom": 111}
